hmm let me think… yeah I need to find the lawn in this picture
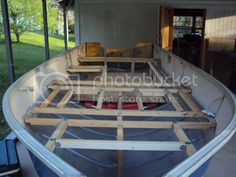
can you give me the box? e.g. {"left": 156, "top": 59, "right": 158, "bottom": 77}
{"left": 0, "top": 31, "right": 75, "bottom": 139}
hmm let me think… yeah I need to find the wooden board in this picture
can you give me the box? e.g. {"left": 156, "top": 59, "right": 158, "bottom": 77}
{"left": 117, "top": 115, "right": 124, "bottom": 177}
{"left": 34, "top": 107, "right": 205, "bottom": 118}
{"left": 107, "top": 48, "right": 131, "bottom": 57}
{"left": 40, "top": 88, "right": 60, "bottom": 108}
{"left": 55, "top": 139, "right": 185, "bottom": 151}
{"left": 173, "top": 124, "right": 196, "bottom": 156}
{"left": 25, "top": 118, "right": 216, "bottom": 129}
{"left": 79, "top": 57, "right": 159, "bottom": 64}
{"left": 66, "top": 66, "right": 104, "bottom": 73}
{"left": 179, "top": 91, "right": 201, "bottom": 112}
{"left": 133, "top": 43, "right": 153, "bottom": 58}
{"left": 85, "top": 42, "right": 104, "bottom": 57}
{"left": 148, "top": 61, "right": 163, "bottom": 82}
{"left": 45, "top": 120, "right": 68, "bottom": 151}
{"left": 49, "top": 80, "right": 186, "bottom": 89}
{"left": 57, "top": 90, "right": 73, "bottom": 108}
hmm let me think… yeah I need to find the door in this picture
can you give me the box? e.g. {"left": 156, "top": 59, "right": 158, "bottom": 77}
{"left": 160, "top": 6, "right": 174, "bottom": 51}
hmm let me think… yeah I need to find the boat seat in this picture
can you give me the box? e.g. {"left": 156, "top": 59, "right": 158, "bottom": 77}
{"left": 66, "top": 65, "right": 104, "bottom": 73}
{"left": 0, "top": 139, "right": 22, "bottom": 177}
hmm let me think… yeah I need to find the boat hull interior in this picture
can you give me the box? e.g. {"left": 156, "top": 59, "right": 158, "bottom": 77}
{"left": 3, "top": 43, "right": 236, "bottom": 177}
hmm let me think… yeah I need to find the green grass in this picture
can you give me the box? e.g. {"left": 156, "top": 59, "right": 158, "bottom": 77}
{"left": 0, "top": 31, "right": 75, "bottom": 139}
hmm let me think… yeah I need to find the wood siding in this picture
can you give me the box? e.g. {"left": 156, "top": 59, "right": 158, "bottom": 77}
{"left": 74, "top": 1, "right": 236, "bottom": 50}
{"left": 75, "top": 3, "right": 159, "bottom": 48}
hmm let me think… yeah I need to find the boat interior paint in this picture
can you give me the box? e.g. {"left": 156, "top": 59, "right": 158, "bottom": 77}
{"left": 3, "top": 46, "right": 236, "bottom": 177}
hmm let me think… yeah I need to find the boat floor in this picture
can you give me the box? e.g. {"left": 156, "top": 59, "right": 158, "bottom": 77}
{"left": 15, "top": 134, "right": 236, "bottom": 177}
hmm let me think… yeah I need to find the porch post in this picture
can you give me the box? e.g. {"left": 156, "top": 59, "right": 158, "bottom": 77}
{"left": 42, "top": 0, "right": 50, "bottom": 60}
{"left": 1, "top": 0, "right": 15, "bottom": 84}
{"left": 63, "top": 7, "right": 68, "bottom": 51}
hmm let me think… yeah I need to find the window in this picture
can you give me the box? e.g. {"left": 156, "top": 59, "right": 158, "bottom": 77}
{"left": 173, "top": 16, "right": 203, "bottom": 38}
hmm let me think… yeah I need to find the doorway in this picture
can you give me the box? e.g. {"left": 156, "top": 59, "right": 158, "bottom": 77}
{"left": 160, "top": 8, "right": 206, "bottom": 67}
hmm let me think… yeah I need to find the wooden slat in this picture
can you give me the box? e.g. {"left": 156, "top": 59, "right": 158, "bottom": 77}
{"left": 173, "top": 124, "right": 196, "bottom": 156}
{"left": 79, "top": 57, "right": 160, "bottom": 64}
{"left": 101, "top": 63, "right": 107, "bottom": 83}
{"left": 25, "top": 118, "right": 216, "bottom": 129}
{"left": 179, "top": 91, "right": 201, "bottom": 112}
{"left": 148, "top": 61, "right": 163, "bottom": 82}
{"left": 57, "top": 90, "right": 73, "bottom": 108}
{"left": 40, "top": 88, "right": 60, "bottom": 108}
{"left": 45, "top": 120, "right": 68, "bottom": 151}
{"left": 96, "top": 91, "right": 105, "bottom": 109}
{"left": 66, "top": 66, "right": 103, "bottom": 73}
{"left": 55, "top": 139, "right": 185, "bottom": 151}
{"left": 48, "top": 85, "right": 189, "bottom": 96}
{"left": 167, "top": 93, "right": 184, "bottom": 111}
{"left": 117, "top": 115, "right": 124, "bottom": 177}
{"left": 117, "top": 92, "right": 123, "bottom": 110}
{"left": 51, "top": 80, "right": 187, "bottom": 89}
{"left": 136, "top": 91, "right": 144, "bottom": 111}
{"left": 34, "top": 107, "right": 205, "bottom": 118}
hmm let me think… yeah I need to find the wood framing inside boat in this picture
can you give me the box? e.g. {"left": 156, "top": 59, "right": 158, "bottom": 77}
{"left": 22, "top": 42, "right": 217, "bottom": 177}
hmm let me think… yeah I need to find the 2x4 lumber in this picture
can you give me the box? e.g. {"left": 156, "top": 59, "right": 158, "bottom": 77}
{"left": 25, "top": 118, "right": 216, "bottom": 129}
{"left": 167, "top": 93, "right": 184, "bottom": 112}
{"left": 55, "top": 139, "right": 185, "bottom": 151}
{"left": 40, "top": 88, "right": 60, "bottom": 108}
{"left": 57, "top": 90, "right": 73, "bottom": 108}
{"left": 34, "top": 107, "right": 205, "bottom": 118}
{"left": 173, "top": 124, "right": 196, "bottom": 156}
{"left": 79, "top": 57, "right": 160, "bottom": 64}
{"left": 117, "top": 115, "right": 124, "bottom": 177}
{"left": 117, "top": 116, "right": 124, "bottom": 139}
{"left": 101, "top": 63, "right": 107, "bottom": 83}
{"left": 52, "top": 80, "right": 187, "bottom": 89}
{"left": 117, "top": 92, "right": 123, "bottom": 110}
{"left": 148, "top": 61, "right": 163, "bottom": 82}
{"left": 48, "top": 85, "right": 189, "bottom": 96}
{"left": 96, "top": 91, "right": 105, "bottom": 109}
{"left": 136, "top": 91, "right": 144, "bottom": 111}
{"left": 179, "top": 91, "right": 201, "bottom": 112}
{"left": 140, "top": 90, "right": 165, "bottom": 97}
{"left": 66, "top": 66, "right": 104, "bottom": 73}
{"left": 45, "top": 120, "right": 68, "bottom": 151}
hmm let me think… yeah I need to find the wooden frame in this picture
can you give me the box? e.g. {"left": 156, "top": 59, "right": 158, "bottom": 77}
{"left": 25, "top": 57, "right": 217, "bottom": 177}
{"left": 78, "top": 57, "right": 159, "bottom": 64}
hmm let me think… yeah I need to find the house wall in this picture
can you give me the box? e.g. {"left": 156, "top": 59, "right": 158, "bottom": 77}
{"left": 74, "top": 0, "right": 236, "bottom": 50}
{"left": 74, "top": 3, "right": 159, "bottom": 48}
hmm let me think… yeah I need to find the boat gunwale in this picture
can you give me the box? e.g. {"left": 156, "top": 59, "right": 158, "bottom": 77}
{"left": 159, "top": 48, "right": 236, "bottom": 176}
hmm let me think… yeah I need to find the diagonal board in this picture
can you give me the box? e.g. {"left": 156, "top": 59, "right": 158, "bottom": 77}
{"left": 173, "top": 123, "right": 196, "bottom": 156}
{"left": 45, "top": 120, "right": 68, "bottom": 151}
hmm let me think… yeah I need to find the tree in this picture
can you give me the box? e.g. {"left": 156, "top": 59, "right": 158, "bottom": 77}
{"left": 36, "top": 0, "right": 61, "bottom": 35}
{"left": 7, "top": 0, "right": 41, "bottom": 43}
{"left": 0, "top": 0, "right": 63, "bottom": 42}
{"left": 0, "top": 7, "right": 4, "bottom": 36}
{"left": 0, "top": 17, "right": 3, "bottom": 35}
